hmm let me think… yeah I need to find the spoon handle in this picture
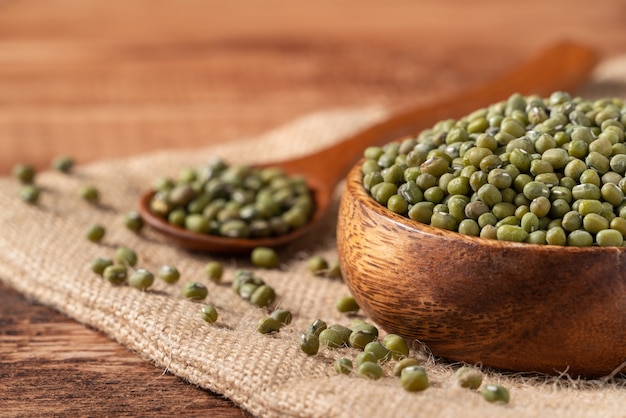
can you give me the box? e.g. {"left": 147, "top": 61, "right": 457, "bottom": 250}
{"left": 278, "top": 41, "right": 598, "bottom": 189}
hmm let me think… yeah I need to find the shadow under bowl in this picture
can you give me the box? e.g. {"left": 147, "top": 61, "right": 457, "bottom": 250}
{"left": 337, "top": 161, "right": 626, "bottom": 378}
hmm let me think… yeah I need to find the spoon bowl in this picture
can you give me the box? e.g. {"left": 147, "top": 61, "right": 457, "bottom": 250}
{"left": 139, "top": 173, "right": 330, "bottom": 254}
{"left": 139, "top": 42, "right": 597, "bottom": 254}
{"left": 338, "top": 161, "right": 626, "bottom": 378}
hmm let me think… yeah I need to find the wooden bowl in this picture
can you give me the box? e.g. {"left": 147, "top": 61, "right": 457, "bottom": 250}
{"left": 337, "top": 161, "right": 626, "bottom": 378}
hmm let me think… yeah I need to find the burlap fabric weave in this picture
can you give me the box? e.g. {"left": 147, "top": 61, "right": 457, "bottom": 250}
{"left": 2, "top": 57, "right": 626, "bottom": 417}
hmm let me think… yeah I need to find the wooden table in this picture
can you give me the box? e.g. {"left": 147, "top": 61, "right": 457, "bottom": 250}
{"left": 1, "top": 0, "right": 625, "bottom": 415}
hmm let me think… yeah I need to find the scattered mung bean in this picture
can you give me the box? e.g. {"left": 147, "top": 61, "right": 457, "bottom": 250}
{"left": 129, "top": 269, "right": 155, "bottom": 290}
{"left": 123, "top": 211, "right": 144, "bottom": 232}
{"left": 13, "top": 164, "right": 36, "bottom": 183}
{"left": 355, "top": 351, "right": 378, "bottom": 367}
{"left": 270, "top": 309, "right": 292, "bottom": 326}
{"left": 350, "top": 320, "right": 379, "bottom": 338}
{"left": 364, "top": 341, "right": 391, "bottom": 363}
{"left": 328, "top": 324, "right": 352, "bottom": 346}
{"left": 250, "top": 284, "right": 276, "bottom": 308}
{"left": 103, "top": 264, "right": 127, "bottom": 285}
{"left": 455, "top": 366, "right": 483, "bottom": 389}
{"left": 333, "top": 358, "right": 353, "bottom": 375}
{"left": 358, "top": 361, "right": 383, "bottom": 380}
{"left": 257, "top": 316, "right": 281, "bottom": 334}
{"left": 158, "top": 265, "right": 180, "bottom": 284}
{"left": 382, "top": 334, "right": 409, "bottom": 360}
{"left": 393, "top": 358, "right": 421, "bottom": 377}
{"left": 182, "top": 281, "right": 208, "bottom": 300}
{"left": 319, "top": 328, "right": 346, "bottom": 349}
{"left": 86, "top": 224, "right": 106, "bottom": 243}
{"left": 306, "top": 319, "right": 327, "bottom": 337}
{"left": 400, "top": 365, "right": 429, "bottom": 392}
{"left": 204, "top": 261, "right": 223, "bottom": 282}
{"left": 299, "top": 333, "right": 319, "bottom": 355}
{"left": 306, "top": 255, "right": 328, "bottom": 275}
{"left": 80, "top": 185, "right": 99, "bottom": 203}
{"left": 91, "top": 257, "right": 113, "bottom": 275}
{"left": 335, "top": 296, "right": 359, "bottom": 314}
{"left": 251, "top": 247, "right": 279, "bottom": 268}
{"left": 115, "top": 246, "right": 138, "bottom": 267}
{"left": 20, "top": 185, "right": 40, "bottom": 204}
{"left": 481, "top": 384, "right": 510, "bottom": 404}
{"left": 200, "top": 305, "right": 219, "bottom": 323}
{"left": 52, "top": 155, "right": 74, "bottom": 173}
{"left": 348, "top": 329, "right": 377, "bottom": 350}
{"left": 327, "top": 260, "right": 343, "bottom": 279}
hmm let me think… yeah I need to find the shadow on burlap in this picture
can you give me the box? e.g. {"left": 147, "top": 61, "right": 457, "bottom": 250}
{"left": 2, "top": 59, "right": 626, "bottom": 417}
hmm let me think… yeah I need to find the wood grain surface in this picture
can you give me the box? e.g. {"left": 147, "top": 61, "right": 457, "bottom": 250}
{"left": 1, "top": 0, "right": 625, "bottom": 415}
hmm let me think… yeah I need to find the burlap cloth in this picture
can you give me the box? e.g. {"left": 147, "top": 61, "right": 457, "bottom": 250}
{"left": 2, "top": 56, "right": 626, "bottom": 417}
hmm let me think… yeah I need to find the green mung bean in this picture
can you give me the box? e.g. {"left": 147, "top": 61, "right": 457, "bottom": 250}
{"left": 319, "top": 328, "right": 345, "bottom": 349}
{"left": 482, "top": 384, "right": 510, "bottom": 404}
{"left": 115, "top": 246, "right": 138, "bottom": 267}
{"left": 52, "top": 155, "right": 74, "bottom": 173}
{"left": 182, "top": 281, "right": 208, "bottom": 300}
{"left": 13, "top": 164, "right": 36, "bottom": 184}
{"left": 596, "top": 229, "right": 624, "bottom": 247}
{"left": 91, "top": 257, "right": 113, "bottom": 275}
{"left": 358, "top": 361, "right": 383, "bottom": 380}
{"left": 350, "top": 320, "right": 379, "bottom": 338}
{"left": 333, "top": 358, "right": 353, "bottom": 375}
{"left": 400, "top": 365, "right": 429, "bottom": 392}
{"left": 335, "top": 296, "right": 359, "bottom": 314}
{"left": 80, "top": 185, "right": 99, "bottom": 203}
{"left": 20, "top": 185, "right": 40, "bottom": 204}
{"left": 306, "top": 319, "right": 327, "bottom": 337}
{"left": 392, "top": 358, "right": 421, "bottom": 377}
{"left": 455, "top": 366, "right": 483, "bottom": 389}
{"left": 200, "top": 305, "right": 219, "bottom": 323}
{"left": 251, "top": 247, "right": 279, "bottom": 268}
{"left": 328, "top": 324, "right": 352, "bottom": 345}
{"left": 86, "top": 224, "right": 106, "bottom": 243}
{"left": 123, "top": 211, "right": 144, "bottom": 232}
{"left": 567, "top": 229, "right": 594, "bottom": 246}
{"left": 306, "top": 256, "right": 328, "bottom": 275}
{"left": 158, "top": 265, "right": 180, "bottom": 284}
{"left": 129, "top": 269, "right": 154, "bottom": 290}
{"left": 204, "top": 261, "right": 223, "bottom": 283}
{"left": 257, "top": 316, "right": 281, "bottom": 334}
{"left": 270, "top": 309, "right": 292, "bottom": 326}
{"left": 382, "top": 334, "right": 409, "bottom": 359}
{"left": 103, "top": 264, "right": 127, "bottom": 285}
{"left": 327, "top": 260, "right": 343, "bottom": 279}
{"left": 364, "top": 341, "right": 391, "bottom": 363}
{"left": 299, "top": 333, "right": 320, "bottom": 355}
{"left": 249, "top": 284, "right": 276, "bottom": 307}
{"left": 355, "top": 351, "right": 377, "bottom": 367}
{"left": 349, "top": 330, "right": 377, "bottom": 350}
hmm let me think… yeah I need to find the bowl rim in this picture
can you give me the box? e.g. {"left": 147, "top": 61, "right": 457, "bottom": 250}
{"left": 346, "top": 159, "right": 626, "bottom": 255}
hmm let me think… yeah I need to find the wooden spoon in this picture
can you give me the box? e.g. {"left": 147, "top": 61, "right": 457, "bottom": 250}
{"left": 139, "top": 41, "right": 597, "bottom": 254}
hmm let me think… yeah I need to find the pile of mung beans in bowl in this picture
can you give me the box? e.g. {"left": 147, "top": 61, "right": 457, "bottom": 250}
{"left": 336, "top": 91, "right": 626, "bottom": 377}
